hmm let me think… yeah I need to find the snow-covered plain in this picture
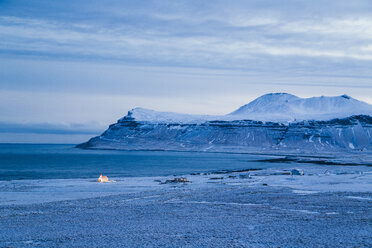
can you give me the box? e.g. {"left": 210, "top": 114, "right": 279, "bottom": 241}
{"left": 1, "top": 164, "right": 371, "bottom": 247}
{"left": 1, "top": 164, "right": 371, "bottom": 206}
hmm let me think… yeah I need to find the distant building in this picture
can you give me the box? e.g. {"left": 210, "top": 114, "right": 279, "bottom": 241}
{"left": 98, "top": 174, "right": 109, "bottom": 182}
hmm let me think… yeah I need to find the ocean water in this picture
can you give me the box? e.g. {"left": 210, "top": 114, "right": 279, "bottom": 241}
{"left": 0, "top": 144, "right": 289, "bottom": 181}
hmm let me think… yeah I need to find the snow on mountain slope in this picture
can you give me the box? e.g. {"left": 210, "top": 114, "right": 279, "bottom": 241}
{"left": 121, "top": 93, "right": 372, "bottom": 124}
{"left": 230, "top": 93, "right": 372, "bottom": 122}
{"left": 231, "top": 93, "right": 300, "bottom": 116}
{"left": 118, "top": 108, "right": 217, "bottom": 124}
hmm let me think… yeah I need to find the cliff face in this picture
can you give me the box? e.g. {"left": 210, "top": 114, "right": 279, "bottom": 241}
{"left": 78, "top": 115, "right": 372, "bottom": 153}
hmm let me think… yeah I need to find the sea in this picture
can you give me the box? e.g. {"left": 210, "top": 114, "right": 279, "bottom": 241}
{"left": 0, "top": 144, "right": 290, "bottom": 181}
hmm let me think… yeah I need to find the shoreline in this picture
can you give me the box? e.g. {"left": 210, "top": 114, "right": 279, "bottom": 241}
{"left": 77, "top": 146, "right": 372, "bottom": 166}
{"left": 1, "top": 163, "right": 371, "bottom": 206}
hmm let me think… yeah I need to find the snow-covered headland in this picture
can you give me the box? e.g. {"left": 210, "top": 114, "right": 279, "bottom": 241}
{"left": 78, "top": 93, "right": 372, "bottom": 164}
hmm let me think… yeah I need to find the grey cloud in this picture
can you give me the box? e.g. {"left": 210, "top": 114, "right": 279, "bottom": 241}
{"left": 0, "top": 122, "right": 105, "bottom": 135}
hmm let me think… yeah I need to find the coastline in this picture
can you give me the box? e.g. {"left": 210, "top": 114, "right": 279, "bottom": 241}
{"left": 1, "top": 145, "right": 371, "bottom": 247}
{"left": 77, "top": 145, "right": 372, "bottom": 166}
{"left": 1, "top": 163, "right": 371, "bottom": 205}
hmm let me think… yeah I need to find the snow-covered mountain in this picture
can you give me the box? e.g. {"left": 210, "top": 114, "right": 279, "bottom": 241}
{"left": 230, "top": 93, "right": 372, "bottom": 122}
{"left": 117, "top": 93, "right": 372, "bottom": 124}
{"left": 78, "top": 93, "right": 372, "bottom": 155}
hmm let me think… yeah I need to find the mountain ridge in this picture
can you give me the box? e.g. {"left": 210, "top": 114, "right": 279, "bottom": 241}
{"left": 121, "top": 93, "right": 372, "bottom": 124}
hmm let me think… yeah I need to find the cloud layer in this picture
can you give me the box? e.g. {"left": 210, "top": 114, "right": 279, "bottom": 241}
{"left": 2, "top": 1, "right": 372, "bottom": 67}
{"left": 1, "top": 0, "right": 372, "bottom": 142}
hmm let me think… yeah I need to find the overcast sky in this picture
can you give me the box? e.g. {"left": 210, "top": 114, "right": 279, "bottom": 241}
{"left": 1, "top": 0, "right": 372, "bottom": 143}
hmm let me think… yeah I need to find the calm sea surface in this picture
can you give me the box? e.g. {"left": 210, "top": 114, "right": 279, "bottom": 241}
{"left": 0, "top": 144, "right": 291, "bottom": 180}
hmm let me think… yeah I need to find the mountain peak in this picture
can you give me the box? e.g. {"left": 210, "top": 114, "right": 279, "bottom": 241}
{"left": 230, "top": 93, "right": 299, "bottom": 116}
{"left": 230, "top": 93, "right": 372, "bottom": 122}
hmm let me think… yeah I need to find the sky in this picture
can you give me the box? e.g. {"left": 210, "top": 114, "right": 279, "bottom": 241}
{"left": 1, "top": 0, "right": 372, "bottom": 143}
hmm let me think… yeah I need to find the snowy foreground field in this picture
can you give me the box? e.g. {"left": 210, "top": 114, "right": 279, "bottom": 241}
{"left": 1, "top": 164, "right": 371, "bottom": 247}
